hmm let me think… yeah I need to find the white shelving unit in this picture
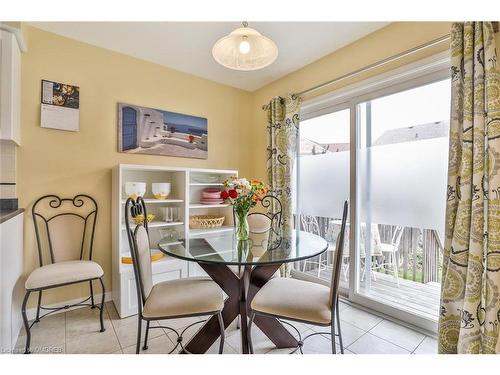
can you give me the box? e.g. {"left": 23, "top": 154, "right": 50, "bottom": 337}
{"left": 188, "top": 183, "right": 224, "bottom": 187}
{"left": 121, "top": 221, "right": 184, "bottom": 230}
{"left": 112, "top": 164, "right": 237, "bottom": 318}
{"left": 121, "top": 198, "right": 184, "bottom": 204}
{"left": 189, "top": 226, "right": 234, "bottom": 237}
{"left": 189, "top": 203, "right": 230, "bottom": 209}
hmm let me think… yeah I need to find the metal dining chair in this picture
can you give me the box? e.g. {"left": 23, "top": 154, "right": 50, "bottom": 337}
{"left": 248, "top": 200, "right": 349, "bottom": 354}
{"left": 231, "top": 195, "right": 283, "bottom": 329}
{"left": 232, "top": 194, "right": 283, "bottom": 248}
{"left": 230, "top": 195, "right": 284, "bottom": 281}
{"left": 300, "top": 215, "right": 341, "bottom": 278}
{"left": 22, "top": 194, "right": 106, "bottom": 354}
{"left": 124, "top": 197, "right": 225, "bottom": 354}
{"left": 373, "top": 225, "right": 404, "bottom": 287}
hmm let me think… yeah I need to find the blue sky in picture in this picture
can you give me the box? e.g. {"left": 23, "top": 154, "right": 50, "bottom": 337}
{"left": 162, "top": 110, "right": 207, "bottom": 136}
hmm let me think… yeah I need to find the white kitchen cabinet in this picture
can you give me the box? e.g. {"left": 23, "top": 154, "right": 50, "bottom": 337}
{"left": 0, "top": 212, "right": 24, "bottom": 352}
{"left": 0, "top": 30, "right": 21, "bottom": 145}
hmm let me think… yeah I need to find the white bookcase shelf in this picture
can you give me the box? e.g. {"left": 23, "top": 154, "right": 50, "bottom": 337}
{"left": 189, "top": 203, "right": 230, "bottom": 209}
{"left": 189, "top": 226, "right": 234, "bottom": 237}
{"left": 121, "top": 221, "right": 184, "bottom": 230}
{"left": 189, "top": 183, "right": 224, "bottom": 186}
{"left": 121, "top": 199, "right": 184, "bottom": 204}
{"left": 112, "top": 164, "right": 237, "bottom": 318}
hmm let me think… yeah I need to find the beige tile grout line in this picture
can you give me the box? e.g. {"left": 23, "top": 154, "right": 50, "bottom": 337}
{"left": 315, "top": 314, "right": 372, "bottom": 354}
{"left": 410, "top": 335, "right": 428, "bottom": 354}
{"left": 106, "top": 304, "right": 126, "bottom": 352}
{"left": 345, "top": 319, "right": 419, "bottom": 354}
{"left": 104, "top": 306, "right": 122, "bottom": 353}
{"left": 340, "top": 309, "right": 435, "bottom": 354}
{"left": 366, "top": 318, "right": 429, "bottom": 353}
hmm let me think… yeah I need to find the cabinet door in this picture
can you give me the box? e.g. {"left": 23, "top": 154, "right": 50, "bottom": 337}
{"left": 0, "top": 30, "right": 21, "bottom": 144}
{"left": 0, "top": 213, "right": 23, "bottom": 351}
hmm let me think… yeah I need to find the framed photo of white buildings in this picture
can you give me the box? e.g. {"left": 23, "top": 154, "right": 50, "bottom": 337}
{"left": 117, "top": 103, "right": 208, "bottom": 159}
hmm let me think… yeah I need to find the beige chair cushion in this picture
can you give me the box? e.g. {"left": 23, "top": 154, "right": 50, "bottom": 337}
{"left": 142, "top": 277, "right": 224, "bottom": 319}
{"left": 248, "top": 214, "right": 271, "bottom": 234}
{"left": 251, "top": 277, "right": 332, "bottom": 325}
{"left": 134, "top": 226, "right": 153, "bottom": 298}
{"left": 25, "top": 260, "right": 104, "bottom": 290}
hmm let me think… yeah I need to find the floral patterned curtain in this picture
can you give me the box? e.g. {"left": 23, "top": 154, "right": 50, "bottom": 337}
{"left": 266, "top": 94, "right": 302, "bottom": 235}
{"left": 439, "top": 22, "right": 500, "bottom": 354}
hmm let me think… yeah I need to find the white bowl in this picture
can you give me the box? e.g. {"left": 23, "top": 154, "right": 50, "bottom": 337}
{"left": 152, "top": 182, "right": 171, "bottom": 199}
{"left": 124, "top": 182, "right": 146, "bottom": 198}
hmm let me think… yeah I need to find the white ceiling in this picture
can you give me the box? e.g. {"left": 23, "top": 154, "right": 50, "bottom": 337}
{"left": 29, "top": 22, "right": 389, "bottom": 92}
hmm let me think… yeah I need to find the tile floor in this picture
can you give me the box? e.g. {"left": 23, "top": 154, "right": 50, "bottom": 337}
{"left": 14, "top": 300, "right": 438, "bottom": 354}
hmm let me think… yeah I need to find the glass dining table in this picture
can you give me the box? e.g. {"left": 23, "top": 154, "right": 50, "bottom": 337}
{"left": 158, "top": 229, "right": 328, "bottom": 354}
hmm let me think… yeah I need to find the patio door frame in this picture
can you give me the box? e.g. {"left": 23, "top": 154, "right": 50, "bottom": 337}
{"left": 300, "top": 51, "right": 450, "bottom": 333}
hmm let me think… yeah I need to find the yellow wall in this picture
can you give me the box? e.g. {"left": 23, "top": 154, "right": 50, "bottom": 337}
{"left": 19, "top": 25, "right": 252, "bottom": 306}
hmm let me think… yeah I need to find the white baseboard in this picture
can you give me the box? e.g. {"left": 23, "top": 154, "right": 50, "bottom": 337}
{"left": 25, "top": 292, "right": 113, "bottom": 321}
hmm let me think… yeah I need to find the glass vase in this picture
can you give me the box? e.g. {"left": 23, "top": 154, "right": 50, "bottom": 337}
{"left": 235, "top": 208, "right": 250, "bottom": 241}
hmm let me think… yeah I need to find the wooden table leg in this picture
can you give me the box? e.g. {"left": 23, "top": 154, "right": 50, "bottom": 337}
{"left": 181, "top": 262, "right": 240, "bottom": 354}
{"left": 182, "top": 262, "right": 297, "bottom": 353}
{"left": 238, "top": 266, "right": 251, "bottom": 353}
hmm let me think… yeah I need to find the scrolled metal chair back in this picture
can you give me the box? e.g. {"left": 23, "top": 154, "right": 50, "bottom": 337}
{"left": 250, "top": 195, "right": 283, "bottom": 236}
{"left": 329, "top": 201, "right": 348, "bottom": 308}
{"left": 32, "top": 194, "right": 98, "bottom": 267}
{"left": 124, "top": 197, "right": 153, "bottom": 311}
{"left": 245, "top": 194, "right": 283, "bottom": 250}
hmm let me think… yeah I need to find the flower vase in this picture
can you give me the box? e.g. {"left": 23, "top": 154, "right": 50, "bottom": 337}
{"left": 235, "top": 209, "right": 250, "bottom": 241}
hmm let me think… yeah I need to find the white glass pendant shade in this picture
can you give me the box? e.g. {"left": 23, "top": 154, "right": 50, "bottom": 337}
{"left": 212, "top": 24, "right": 278, "bottom": 71}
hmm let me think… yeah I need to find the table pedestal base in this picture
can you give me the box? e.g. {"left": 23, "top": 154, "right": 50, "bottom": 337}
{"left": 181, "top": 262, "right": 298, "bottom": 354}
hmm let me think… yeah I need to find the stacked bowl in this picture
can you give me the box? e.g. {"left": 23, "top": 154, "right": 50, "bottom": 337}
{"left": 200, "top": 188, "right": 224, "bottom": 205}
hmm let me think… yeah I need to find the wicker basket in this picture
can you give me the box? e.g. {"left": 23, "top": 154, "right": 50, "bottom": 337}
{"left": 189, "top": 215, "right": 225, "bottom": 229}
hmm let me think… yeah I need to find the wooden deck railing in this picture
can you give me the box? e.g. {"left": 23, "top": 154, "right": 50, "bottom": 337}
{"left": 378, "top": 225, "right": 442, "bottom": 283}
{"left": 296, "top": 216, "right": 443, "bottom": 284}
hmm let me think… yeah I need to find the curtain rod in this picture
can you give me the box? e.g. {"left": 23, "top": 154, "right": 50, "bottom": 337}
{"left": 294, "top": 33, "right": 451, "bottom": 98}
{"left": 261, "top": 33, "right": 451, "bottom": 110}
{"left": 262, "top": 22, "right": 499, "bottom": 110}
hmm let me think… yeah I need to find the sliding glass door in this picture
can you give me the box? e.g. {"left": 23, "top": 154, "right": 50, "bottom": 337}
{"left": 297, "top": 107, "right": 351, "bottom": 291}
{"left": 355, "top": 78, "right": 450, "bottom": 326}
{"left": 297, "top": 54, "right": 451, "bottom": 331}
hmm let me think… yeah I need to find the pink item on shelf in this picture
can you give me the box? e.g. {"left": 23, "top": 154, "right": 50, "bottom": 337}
{"left": 202, "top": 192, "right": 222, "bottom": 199}
{"left": 203, "top": 188, "right": 221, "bottom": 193}
{"left": 200, "top": 198, "right": 224, "bottom": 204}
{"left": 201, "top": 188, "right": 223, "bottom": 199}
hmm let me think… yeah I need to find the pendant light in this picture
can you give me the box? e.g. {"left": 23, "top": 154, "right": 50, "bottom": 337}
{"left": 212, "top": 22, "right": 278, "bottom": 71}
